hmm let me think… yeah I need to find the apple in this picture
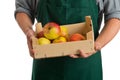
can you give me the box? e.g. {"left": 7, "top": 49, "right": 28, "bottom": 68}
{"left": 43, "top": 22, "right": 61, "bottom": 40}
{"left": 38, "top": 37, "right": 51, "bottom": 45}
{"left": 36, "top": 31, "right": 44, "bottom": 38}
{"left": 60, "top": 26, "right": 68, "bottom": 37}
{"left": 53, "top": 36, "right": 67, "bottom": 43}
{"left": 69, "top": 33, "right": 85, "bottom": 41}
{"left": 35, "top": 23, "right": 44, "bottom": 38}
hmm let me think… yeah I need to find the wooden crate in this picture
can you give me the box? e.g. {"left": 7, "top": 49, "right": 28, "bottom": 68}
{"left": 32, "top": 16, "right": 95, "bottom": 59}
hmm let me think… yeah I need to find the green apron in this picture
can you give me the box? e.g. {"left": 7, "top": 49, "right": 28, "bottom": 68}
{"left": 32, "top": 0, "right": 102, "bottom": 80}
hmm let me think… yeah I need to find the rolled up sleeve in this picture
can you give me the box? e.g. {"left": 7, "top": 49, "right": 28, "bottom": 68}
{"left": 104, "top": 0, "right": 120, "bottom": 22}
{"left": 14, "top": 0, "right": 35, "bottom": 23}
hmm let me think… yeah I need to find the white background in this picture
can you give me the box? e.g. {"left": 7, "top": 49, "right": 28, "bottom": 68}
{"left": 0, "top": 1, "right": 120, "bottom": 80}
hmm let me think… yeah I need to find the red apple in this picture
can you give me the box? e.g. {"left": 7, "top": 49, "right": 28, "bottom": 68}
{"left": 36, "top": 31, "right": 44, "bottom": 38}
{"left": 43, "top": 22, "right": 61, "bottom": 40}
{"left": 35, "top": 23, "right": 44, "bottom": 38}
{"left": 69, "top": 33, "right": 85, "bottom": 41}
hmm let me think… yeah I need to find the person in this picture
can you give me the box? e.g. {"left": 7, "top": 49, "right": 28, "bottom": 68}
{"left": 14, "top": 0, "right": 120, "bottom": 80}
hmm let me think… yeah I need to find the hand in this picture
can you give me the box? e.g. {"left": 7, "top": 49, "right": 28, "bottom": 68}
{"left": 69, "top": 50, "right": 97, "bottom": 58}
{"left": 69, "top": 42, "right": 101, "bottom": 58}
{"left": 26, "top": 29, "right": 35, "bottom": 58}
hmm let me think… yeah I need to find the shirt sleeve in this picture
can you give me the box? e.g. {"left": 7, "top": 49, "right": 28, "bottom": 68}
{"left": 14, "top": 0, "right": 36, "bottom": 23}
{"left": 104, "top": 0, "right": 120, "bottom": 22}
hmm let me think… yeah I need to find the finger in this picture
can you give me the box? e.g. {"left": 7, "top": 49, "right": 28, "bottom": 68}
{"left": 26, "top": 29, "right": 35, "bottom": 58}
{"left": 78, "top": 50, "right": 89, "bottom": 58}
{"left": 79, "top": 50, "right": 97, "bottom": 58}
{"left": 27, "top": 39, "right": 33, "bottom": 49}
{"left": 30, "top": 49, "right": 35, "bottom": 58}
{"left": 69, "top": 54, "right": 79, "bottom": 58}
{"left": 27, "top": 39, "right": 34, "bottom": 58}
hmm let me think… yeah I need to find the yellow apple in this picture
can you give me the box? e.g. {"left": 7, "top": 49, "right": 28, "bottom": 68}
{"left": 60, "top": 26, "right": 68, "bottom": 37}
{"left": 38, "top": 37, "right": 51, "bottom": 45}
{"left": 43, "top": 22, "right": 61, "bottom": 40}
{"left": 53, "top": 36, "right": 67, "bottom": 43}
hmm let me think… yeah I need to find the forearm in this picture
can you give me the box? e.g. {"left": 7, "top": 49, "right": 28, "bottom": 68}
{"left": 15, "top": 12, "right": 35, "bottom": 57}
{"left": 15, "top": 12, "right": 33, "bottom": 35}
{"left": 95, "top": 18, "right": 120, "bottom": 50}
